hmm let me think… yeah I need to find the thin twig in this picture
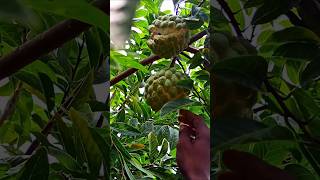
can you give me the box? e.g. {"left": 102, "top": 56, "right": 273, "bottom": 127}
{"left": 110, "top": 30, "right": 208, "bottom": 86}
{"left": 170, "top": 56, "right": 178, "bottom": 67}
{"left": 253, "top": 104, "right": 268, "bottom": 113}
{"left": 264, "top": 80, "right": 320, "bottom": 144}
{"left": 25, "top": 72, "right": 91, "bottom": 155}
{"left": 185, "top": 46, "right": 199, "bottom": 54}
{"left": 217, "top": 0, "right": 243, "bottom": 38}
{"left": 180, "top": 52, "right": 192, "bottom": 59}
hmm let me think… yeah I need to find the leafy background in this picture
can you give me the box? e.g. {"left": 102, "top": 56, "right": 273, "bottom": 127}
{"left": 0, "top": 0, "right": 109, "bottom": 179}
{"left": 110, "top": 0, "right": 210, "bottom": 179}
{"left": 211, "top": 0, "right": 320, "bottom": 179}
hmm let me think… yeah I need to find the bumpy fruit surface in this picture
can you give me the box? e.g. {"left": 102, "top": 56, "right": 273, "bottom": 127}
{"left": 144, "top": 68, "right": 190, "bottom": 111}
{"left": 147, "top": 15, "right": 191, "bottom": 58}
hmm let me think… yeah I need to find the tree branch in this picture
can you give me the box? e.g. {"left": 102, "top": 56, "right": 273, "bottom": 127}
{"left": 0, "top": 0, "right": 108, "bottom": 80}
{"left": 264, "top": 80, "right": 320, "bottom": 144}
{"left": 110, "top": 30, "right": 208, "bottom": 86}
{"left": 217, "top": 0, "right": 243, "bottom": 38}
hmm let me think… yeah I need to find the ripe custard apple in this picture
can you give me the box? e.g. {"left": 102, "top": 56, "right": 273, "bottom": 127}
{"left": 147, "top": 15, "right": 191, "bottom": 58}
{"left": 144, "top": 68, "right": 190, "bottom": 111}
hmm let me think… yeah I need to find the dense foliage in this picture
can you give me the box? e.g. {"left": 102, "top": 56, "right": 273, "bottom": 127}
{"left": 110, "top": 0, "right": 210, "bottom": 179}
{"left": 211, "top": 0, "right": 320, "bottom": 179}
{"left": 0, "top": 0, "right": 109, "bottom": 179}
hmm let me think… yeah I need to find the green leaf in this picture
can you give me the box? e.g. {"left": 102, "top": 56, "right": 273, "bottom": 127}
{"left": 38, "top": 73, "right": 55, "bottom": 112}
{"left": 0, "top": 81, "right": 14, "bottom": 96}
{"left": 160, "top": 98, "right": 199, "bottom": 116}
{"left": 273, "top": 42, "right": 320, "bottom": 61}
{"left": 158, "top": 138, "right": 169, "bottom": 159}
{"left": 252, "top": 0, "right": 291, "bottom": 25}
{"left": 148, "top": 132, "right": 158, "bottom": 163}
{"left": 188, "top": 53, "right": 204, "bottom": 69}
{"left": 228, "top": 0, "right": 245, "bottom": 30}
{"left": 14, "top": 71, "right": 42, "bottom": 93}
{"left": 293, "top": 88, "right": 320, "bottom": 121}
{"left": 0, "top": 0, "right": 30, "bottom": 22}
{"left": 128, "top": 158, "right": 156, "bottom": 178}
{"left": 89, "top": 128, "right": 111, "bottom": 177}
{"left": 56, "top": 118, "right": 76, "bottom": 158}
{"left": 112, "top": 56, "right": 148, "bottom": 73}
{"left": 244, "top": 0, "right": 265, "bottom": 8}
{"left": 18, "top": 147, "right": 49, "bottom": 180}
{"left": 212, "top": 55, "right": 268, "bottom": 89}
{"left": 122, "top": 157, "right": 136, "bottom": 180}
{"left": 111, "top": 133, "right": 132, "bottom": 160}
{"left": 85, "top": 28, "right": 102, "bottom": 69}
{"left": 88, "top": 100, "right": 107, "bottom": 112}
{"left": 48, "top": 147, "right": 81, "bottom": 172}
{"left": 285, "top": 164, "right": 317, "bottom": 180}
{"left": 213, "top": 117, "right": 294, "bottom": 151}
{"left": 185, "top": 18, "right": 204, "bottom": 30}
{"left": 267, "top": 27, "right": 320, "bottom": 43}
{"left": 156, "top": 125, "right": 179, "bottom": 150}
{"left": 300, "top": 57, "right": 320, "bottom": 86}
{"left": 22, "top": 0, "right": 108, "bottom": 32}
{"left": 69, "top": 108, "right": 102, "bottom": 177}
{"left": 176, "top": 79, "right": 194, "bottom": 90}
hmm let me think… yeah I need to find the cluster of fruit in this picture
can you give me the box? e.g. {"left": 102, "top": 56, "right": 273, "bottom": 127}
{"left": 147, "top": 15, "right": 190, "bottom": 58}
{"left": 144, "top": 68, "right": 190, "bottom": 111}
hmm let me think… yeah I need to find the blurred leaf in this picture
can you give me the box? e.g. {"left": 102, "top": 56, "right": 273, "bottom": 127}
{"left": 188, "top": 53, "right": 204, "bottom": 69}
{"left": 158, "top": 138, "right": 169, "bottom": 159}
{"left": 88, "top": 100, "right": 107, "bottom": 112}
{"left": 285, "top": 164, "right": 317, "bottom": 180}
{"left": 148, "top": 132, "right": 158, "bottom": 163}
{"left": 293, "top": 88, "right": 320, "bottom": 121}
{"left": 213, "top": 117, "right": 294, "bottom": 151}
{"left": 90, "top": 128, "right": 110, "bottom": 177}
{"left": 185, "top": 17, "right": 204, "bottom": 30}
{"left": 85, "top": 28, "right": 102, "bottom": 69}
{"left": 69, "top": 108, "right": 102, "bottom": 177}
{"left": 160, "top": 98, "right": 199, "bottom": 116}
{"left": 38, "top": 73, "right": 55, "bottom": 112}
{"left": 273, "top": 42, "right": 319, "bottom": 61}
{"left": 48, "top": 147, "right": 81, "bottom": 172}
{"left": 23, "top": 0, "right": 108, "bottom": 32}
{"left": 0, "top": 0, "right": 30, "bottom": 22}
{"left": 212, "top": 55, "right": 268, "bottom": 89}
{"left": 18, "top": 147, "right": 49, "bottom": 180}
{"left": 0, "top": 81, "right": 14, "bottom": 96}
{"left": 244, "top": 0, "right": 265, "bottom": 8}
{"left": 176, "top": 79, "right": 194, "bottom": 90}
{"left": 267, "top": 27, "right": 320, "bottom": 43}
{"left": 300, "top": 57, "right": 320, "bottom": 86}
{"left": 252, "top": 0, "right": 291, "bottom": 25}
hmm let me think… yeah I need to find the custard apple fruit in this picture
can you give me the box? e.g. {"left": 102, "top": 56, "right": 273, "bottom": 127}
{"left": 144, "top": 68, "right": 190, "bottom": 111}
{"left": 147, "top": 15, "right": 191, "bottom": 58}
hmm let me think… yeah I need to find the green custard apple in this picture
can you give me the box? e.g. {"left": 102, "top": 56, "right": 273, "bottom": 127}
{"left": 147, "top": 15, "right": 191, "bottom": 58}
{"left": 144, "top": 67, "right": 190, "bottom": 111}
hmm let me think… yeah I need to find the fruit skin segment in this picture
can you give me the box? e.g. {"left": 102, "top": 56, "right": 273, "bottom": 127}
{"left": 211, "top": 32, "right": 258, "bottom": 119}
{"left": 147, "top": 15, "right": 191, "bottom": 58}
{"left": 144, "top": 68, "right": 190, "bottom": 111}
